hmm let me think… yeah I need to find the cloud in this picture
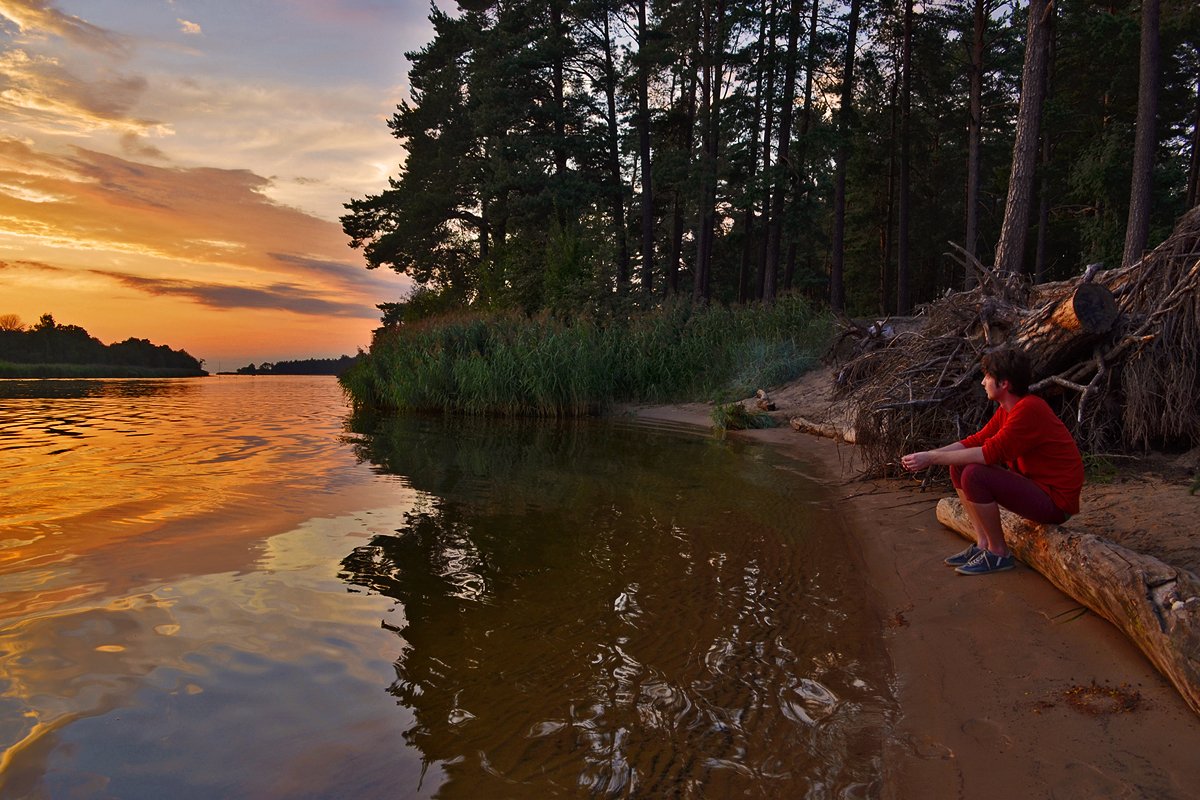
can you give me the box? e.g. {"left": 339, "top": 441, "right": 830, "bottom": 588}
{"left": 0, "top": 141, "right": 277, "bottom": 249}
{"left": 0, "top": 140, "right": 405, "bottom": 319}
{"left": 2, "top": 1, "right": 419, "bottom": 221}
{"left": 119, "top": 131, "right": 167, "bottom": 160}
{"left": 268, "top": 252, "right": 397, "bottom": 292}
{"left": 0, "top": 256, "right": 59, "bottom": 271}
{"left": 90, "top": 270, "right": 378, "bottom": 318}
{"left": 0, "top": 179, "right": 60, "bottom": 202}
{"left": 0, "top": 48, "right": 168, "bottom": 137}
{"left": 129, "top": 72, "right": 407, "bottom": 219}
{"left": 0, "top": 258, "right": 376, "bottom": 318}
{"left": 47, "top": 150, "right": 382, "bottom": 280}
{"left": 0, "top": 0, "right": 127, "bottom": 54}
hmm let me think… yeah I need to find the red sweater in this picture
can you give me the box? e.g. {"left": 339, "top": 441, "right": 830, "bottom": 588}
{"left": 959, "top": 395, "right": 1084, "bottom": 515}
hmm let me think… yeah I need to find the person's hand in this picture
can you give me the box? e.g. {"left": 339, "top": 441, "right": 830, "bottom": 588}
{"left": 900, "top": 451, "right": 931, "bottom": 472}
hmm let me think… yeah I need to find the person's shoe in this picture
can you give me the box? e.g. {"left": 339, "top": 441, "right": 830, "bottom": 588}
{"left": 954, "top": 549, "right": 1015, "bottom": 576}
{"left": 943, "top": 544, "right": 981, "bottom": 567}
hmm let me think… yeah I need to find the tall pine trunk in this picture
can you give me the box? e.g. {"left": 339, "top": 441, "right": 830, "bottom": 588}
{"left": 636, "top": 0, "right": 656, "bottom": 293}
{"left": 995, "top": 0, "right": 1052, "bottom": 275}
{"left": 788, "top": 0, "right": 821, "bottom": 294}
{"left": 738, "top": 0, "right": 772, "bottom": 303}
{"left": 829, "top": 0, "right": 862, "bottom": 312}
{"left": 1122, "top": 0, "right": 1159, "bottom": 268}
{"left": 763, "top": 0, "right": 800, "bottom": 303}
{"left": 550, "top": 1, "right": 568, "bottom": 230}
{"left": 601, "top": 6, "right": 631, "bottom": 288}
{"left": 1033, "top": 10, "right": 1056, "bottom": 284}
{"left": 693, "top": 0, "right": 725, "bottom": 303}
{"left": 964, "top": 0, "right": 985, "bottom": 287}
{"left": 881, "top": 60, "right": 898, "bottom": 315}
{"left": 755, "top": 2, "right": 779, "bottom": 300}
{"left": 896, "top": 0, "right": 913, "bottom": 313}
{"left": 693, "top": 7, "right": 714, "bottom": 302}
{"left": 668, "top": 63, "right": 700, "bottom": 297}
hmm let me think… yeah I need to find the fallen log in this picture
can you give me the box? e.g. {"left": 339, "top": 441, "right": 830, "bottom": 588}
{"left": 936, "top": 497, "right": 1200, "bottom": 716}
{"left": 790, "top": 415, "right": 856, "bottom": 444}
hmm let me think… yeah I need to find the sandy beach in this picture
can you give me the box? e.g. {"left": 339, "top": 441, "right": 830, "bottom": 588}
{"left": 629, "top": 373, "right": 1200, "bottom": 799}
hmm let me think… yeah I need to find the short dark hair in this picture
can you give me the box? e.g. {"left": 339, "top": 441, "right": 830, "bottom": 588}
{"left": 981, "top": 346, "right": 1032, "bottom": 396}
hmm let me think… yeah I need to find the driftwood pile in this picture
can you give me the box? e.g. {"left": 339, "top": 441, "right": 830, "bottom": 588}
{"left": 830, "top": 205, "right": 1200, "bottom": 475}
{"left": 813, "top": 206, "right": 1200, "bottom": 717}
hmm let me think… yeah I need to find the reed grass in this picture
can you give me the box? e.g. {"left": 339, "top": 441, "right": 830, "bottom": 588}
{"left": 0, "top": 361, "right": 206, "bottom": 379}
{"left": 340, "top": 295, "right": 832, "bottom": 416}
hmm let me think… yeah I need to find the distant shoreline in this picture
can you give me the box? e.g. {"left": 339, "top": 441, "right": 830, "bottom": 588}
{"left": 0, "top": 362, "right": 207, "bottom": 379}
{"left": 215, "top": 370, "right": 345, "bottom": 377}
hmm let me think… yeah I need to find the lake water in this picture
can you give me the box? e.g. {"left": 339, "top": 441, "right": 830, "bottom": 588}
{"left": 0, "top": 376, "right": 894, "bottom": 798}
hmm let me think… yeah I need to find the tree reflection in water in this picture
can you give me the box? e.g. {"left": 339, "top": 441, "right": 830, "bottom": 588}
{"left": 340, "top": 413, "right": 892, "bottom": 798}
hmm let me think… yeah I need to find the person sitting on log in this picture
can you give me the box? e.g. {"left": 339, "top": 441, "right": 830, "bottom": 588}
{"left": 900, "top": 346, "right": 1084, "bottom": 575}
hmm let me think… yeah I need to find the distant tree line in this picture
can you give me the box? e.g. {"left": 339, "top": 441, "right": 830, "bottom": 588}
{"left": 235, "top": 355, "right": 362, "bottom": 376}
{"left": 343, "top": 0, "right": 1200, "bottom": 320}
{"left": 0, "top": 313, "right": 205, "bottom": 373}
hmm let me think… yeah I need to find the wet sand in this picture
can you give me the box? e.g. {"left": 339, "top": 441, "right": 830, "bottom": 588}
{"left": 629, "top": 402, "right": 1200, "bottom": 800}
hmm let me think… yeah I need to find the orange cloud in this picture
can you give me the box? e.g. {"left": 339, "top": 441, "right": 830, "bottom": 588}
{"left": 0, "top": 136, "right": 408, "bottom": 363}
{"left": 0, "top": 138, "right": 379, "bottom": 280}
{"left": 0, "top": 0, "right": 127, "bottom": 54}
{"left": 0, "top": 260, "right": 377, "bottom": 318}
{"left": 0, "top": 48, "right": 167, "bottom": 138}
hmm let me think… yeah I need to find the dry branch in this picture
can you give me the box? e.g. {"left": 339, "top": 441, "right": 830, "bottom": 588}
{"left": 790, "top": 415, "right": 855, "bottom": 443}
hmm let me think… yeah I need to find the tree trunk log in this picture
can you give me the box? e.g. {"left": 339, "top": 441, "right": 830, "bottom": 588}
{"left": 936, "top": 497, "right": 1200, "bottom": 716}
{"left": 1013, "top": 282, "right": 1118, "bottom": 374}
{"left": 790, "top": 415, "right": 856, "bottom": 443}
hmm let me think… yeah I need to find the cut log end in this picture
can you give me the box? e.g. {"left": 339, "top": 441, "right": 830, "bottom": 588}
{"left": 1052, "top": 282, "right": 1119, "bottom": 334}
{"left": 1016, "top": 281, "right": 1119, "bottom": 375}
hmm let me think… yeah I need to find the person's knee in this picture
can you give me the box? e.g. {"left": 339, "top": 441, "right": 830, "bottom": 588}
{"left": 959, "top": 464, "right": 994, "bottom": 503}
{"left": 949, "top": 463, "right": 965, "bottom": 488}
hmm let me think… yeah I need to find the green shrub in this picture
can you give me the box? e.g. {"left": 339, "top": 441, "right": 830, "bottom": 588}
{"left": 710, "top": 402, "right": 778, "bottom": 433}
{"left": 340, "top": 294, "right": 832, "bottom": 416}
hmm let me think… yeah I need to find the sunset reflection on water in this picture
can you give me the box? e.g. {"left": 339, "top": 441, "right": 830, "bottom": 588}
{"left": 0, "top": 377, "right": 893, "bottom": 798}
{"left": 0, "top": 377, "right": 423, "bottom": 797}
{"left": 1, "top": 379, "right": 406, "bottom": 614}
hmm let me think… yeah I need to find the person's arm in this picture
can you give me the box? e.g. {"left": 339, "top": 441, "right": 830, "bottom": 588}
{"left": 900, "top": 442, "right": 986, "bottom": 472}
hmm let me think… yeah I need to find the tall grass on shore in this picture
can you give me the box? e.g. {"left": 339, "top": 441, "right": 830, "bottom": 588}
{"left": 0, "top": 361, "right": 206, "bottom": 379}
{"left": 340, "top": 295, "right": 831, "bottom": 416}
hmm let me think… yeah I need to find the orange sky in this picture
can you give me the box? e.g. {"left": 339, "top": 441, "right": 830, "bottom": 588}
{"left": 0, "top": 0, "right": 431, "bottom": 368}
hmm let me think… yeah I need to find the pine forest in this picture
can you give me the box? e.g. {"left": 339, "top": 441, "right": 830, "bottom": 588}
{"left": 342, "top": 0, "right": 1200, "bottom": 322}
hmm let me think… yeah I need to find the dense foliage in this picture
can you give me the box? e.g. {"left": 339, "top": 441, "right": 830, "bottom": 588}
{"left": 339, "top": 295, "right": 830, "bottom": 414}
{"left": 343, "top": 0, "right": 1200, "bottom": 319}
{"left": 0, "top": 313, "right": 205, "bottom": 376}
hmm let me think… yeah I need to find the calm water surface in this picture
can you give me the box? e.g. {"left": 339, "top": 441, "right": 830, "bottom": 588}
{"left": 0, "top": 376, "right": 894, "bottom": 798}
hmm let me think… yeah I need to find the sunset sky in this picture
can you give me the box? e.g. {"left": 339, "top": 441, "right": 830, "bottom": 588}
{"left": 0, "top": 0, "right": 436, "bottom": 369}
